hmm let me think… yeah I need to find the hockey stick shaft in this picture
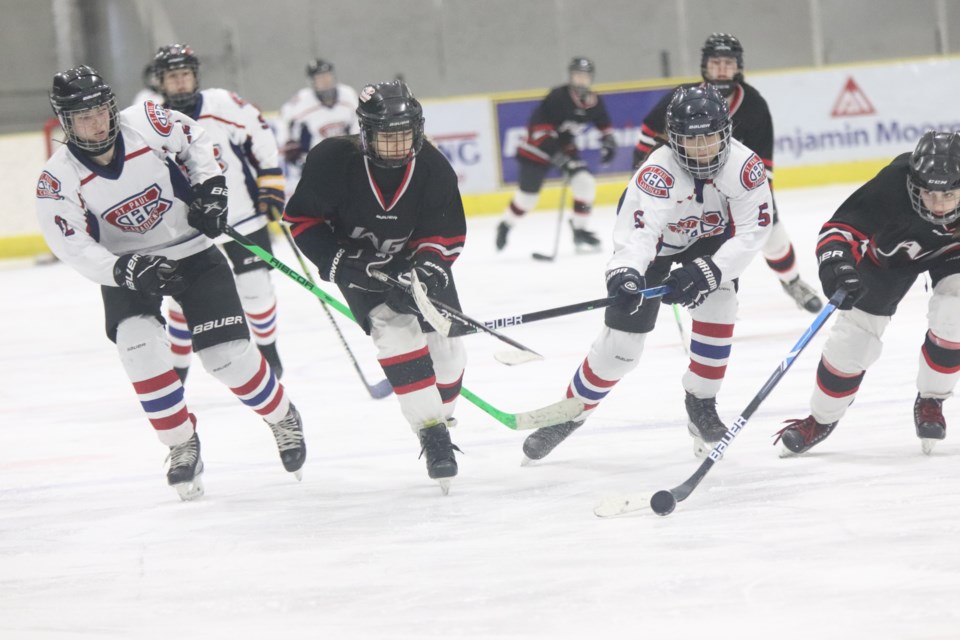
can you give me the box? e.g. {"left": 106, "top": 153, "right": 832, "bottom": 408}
{"left": 672, "top": 304, "right": 690, "bottom": 355}
{"left": 532, "top": 179, "right": 568, "bottom": 261}
{"left": 222, "top": 225, "right": 575, "bottom": 429}
{"left": 265, "top": 211, "right": 393, "bottom": 399}
{"left": 448, "top": 285, "right": 670, "bottom": 337}
{"left": 659, "top": 289, "right": 846, "bottom": 508}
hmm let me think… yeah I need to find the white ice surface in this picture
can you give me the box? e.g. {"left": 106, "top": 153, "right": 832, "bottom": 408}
{"left": 2, "top": 183, "right": 959, "bottom": 639}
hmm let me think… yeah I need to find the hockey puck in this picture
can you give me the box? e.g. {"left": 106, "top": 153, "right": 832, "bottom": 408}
{"left": 650, "top": 490, "right": 677, "bottom": 516}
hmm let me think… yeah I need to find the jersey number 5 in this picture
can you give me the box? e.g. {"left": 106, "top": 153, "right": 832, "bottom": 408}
{"left": 758, "top": 203, "right": 771, "bottom": 227}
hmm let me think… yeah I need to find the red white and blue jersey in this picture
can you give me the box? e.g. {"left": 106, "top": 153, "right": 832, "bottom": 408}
{"left": 35, "top": 101, "right": 221, "bottom": 286}
{"left": 276, "top": 85, "right": 360, "bottom": 154}
{"left": 173, "top": 88, "right": 282, "bottom": 236}
{"left": 609, "top": 138, "right": 772, "bottom": 281}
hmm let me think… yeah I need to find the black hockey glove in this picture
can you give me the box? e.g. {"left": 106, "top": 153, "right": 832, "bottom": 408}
{"left": 550, "top": 152, "right": 588, "bottom": 178}
{"left": 188, "top": 175, "right": 229, "bottom": 239}
{"left": 256, "top": 169, "right": 286, "bottom": 220}
{"left": 662, "top": 257, "right": 721, "bottom": 309}
{"left": 600, "top": 134, "right": 617, "bottom": 167}
{"left": 322, "top": 245, "right": 393, "bottom": 293}
{"left": 605, "top": 267, "right": 645, "bottom": 312}
{"left": 817, "top": 248, "right": 863, "bottom": 310}
{"left": 385, "top": 255, "right": 452, "bottom": 315}
{"left": 113, "top": 253, "right": 186, "bottom": 297}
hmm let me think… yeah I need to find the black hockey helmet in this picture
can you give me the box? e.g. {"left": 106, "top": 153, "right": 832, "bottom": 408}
{"left": 666, "top": 84, "right": 732, "bottom": 179}
{"left": 568, "top": 56, "right": 595, "bottom": 99}
{"left": 306, "top": 58, "right": 338, "bottom": 106}
{"left": 700, "top": 33, "right": 744, "bottom": 97}
{"left": 49, "top": 65, "right": 119, "bottom": 155}
{"left": 153, "top": 44, "right": 200, "bottom": 111}
{"left": 908, "top": 131, "right": 960, "bottom": 226}
{"left": 356, "top": 80, "right": 424, "bottom": 169}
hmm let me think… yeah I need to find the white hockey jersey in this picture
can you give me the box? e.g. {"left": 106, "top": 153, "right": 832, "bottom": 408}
{"left": 186, "top": 88, "right": 282, "bottom": 235}
{"left": 275, "top": 84, "right": 360, "bottom": 152}
{"left": 35, "top": 102, "right": 220, "bottom": 287}
{"left": 608, "top": 139, "right": 773, "bottom": 281}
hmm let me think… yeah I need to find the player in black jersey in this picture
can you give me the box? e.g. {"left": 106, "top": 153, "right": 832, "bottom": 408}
{"left": 632, "top": 33, "right": 823, "bottom": 314}
{"left": 283, "top": 81, "right": 467, "bottom": 492}
{"left": 495, "top": 57, "right": 617, "bottom": 253}
{"left": 775, "top": 131, "right": 960, "bottom": 456}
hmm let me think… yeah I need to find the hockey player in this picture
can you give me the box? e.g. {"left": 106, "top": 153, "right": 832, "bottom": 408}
{"left": 632, "top": 34, "right": 822, "bottom": 314}
{"left": 775, "top": 131, "right": 960, "bottom": 456}
{"left": 275, "top": 58, "right": 360, "bottom": 197}
{"left": 283, "top": 80, "right": 467, "bottom": 493}
{"left": 522, "top": 84, "right": 772, "bottom": 462}
{"left": 153, "top": 44, "right": 287, "bottom": 380}
{"left": 495, "top": 57, "right": 617, "bottom": 253}
{"left": 36, "top": 65, "right": 306, "bottom": 501}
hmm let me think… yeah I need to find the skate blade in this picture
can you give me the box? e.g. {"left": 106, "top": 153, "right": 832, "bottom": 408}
{"left": 778, "top": 443, "right": 800, "bottom": 458}
{"left": 437, "top": 478, "right": 451, "bottom": 495}
{"left": 692, "top": 437, "right": 708, "bottom": 459}
{"left": 174, "top": 476, "right": 204, "bottom": 501}
{"left": 520, "top": 455, "right": 536, "bottom": 467}
{"left": 921, "top": 438, "right": 939, "bottom": 455}
{"left": 292, "top": 468, "right": 303, "bottom": 481}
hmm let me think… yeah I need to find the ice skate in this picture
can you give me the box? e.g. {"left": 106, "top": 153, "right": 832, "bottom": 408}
{"left": 780, "top": 276, "right": 823, "bottom": 313}
{"left": 521, "top": 420, "right": 583, "bottom": 463}
{"left": 495, "top": 221, "right": 511, "bottom": 251}
{"left": 166, "top": 432, "right": 204, "bottom": 501}
{"left": 258, "top": 342, "right": 284, "bottom": 380}
{"left": 266, "top": 404, "right": 306, "bottom": 479}
{"left": 684, "top": 392, "right": 728, "bottom": 459}
{"left": 774, "top": 415, "right": 838, "bottom": 456}
{"left": 914, "top": 394, "right": 946, "bottom": 455}
{"left": 569, "top": 221, "right": 601, "bottom": 253}
{"left": 418, "top": 421, "right": 461, "bottom": 494}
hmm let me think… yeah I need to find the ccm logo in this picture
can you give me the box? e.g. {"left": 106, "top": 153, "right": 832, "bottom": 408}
{"left": 193, "top": 315, "right": 244, "bottom": 335}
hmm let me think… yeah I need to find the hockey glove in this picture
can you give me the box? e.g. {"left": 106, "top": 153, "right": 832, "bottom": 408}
{"left": 605, "top": 267, "right": 645, "bottom": 312}
{"left": 817, "top": 249, "right": 863, "bottom": 310}
{"left": 322, "top": 245, "right": 393, "bottom": 293}
{"left": 385, "top": 255, "right": 453, "bottom": 315}
{"left": 256, "top": 169, "right": 286, "bottom": 220}
{"left": 662, "top": 257, "right": 721, "bottom": 309}
{"left": 188, "top": 175, "right": 229, "bottom": 239}
{"left": 113, "top": 253, "right": 186, "bottom": 297}
{"left": 600, "top": 134, "right": 617, "bottom": 167}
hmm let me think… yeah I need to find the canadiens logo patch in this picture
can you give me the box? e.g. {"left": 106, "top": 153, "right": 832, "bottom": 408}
{"left": 637, "top": 165, "right": 675, "bottom": 198}
{"left": 144, "top": 101, "right": 173, "bottom": 136}
{"left": 103, "top": 184, "right": 172, "bottom": 234}
{"left": 740, "top": 154, "right": 767, "bottom": 190}
{"left": 37, "top": 171, "right": 63, "bottom": 200}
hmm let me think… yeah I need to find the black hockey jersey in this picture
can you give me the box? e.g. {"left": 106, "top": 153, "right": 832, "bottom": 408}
{"left": 633, "top": 81, "right": 774, "bottom": 178}
{"left": 818, "top": 154, "right": 960, "bottom": 273}
{"left": 516, "top": 85, "right": 613, "bottom": 165}
{"left": 283, "top": 136, "right": 466, "bottom": 271}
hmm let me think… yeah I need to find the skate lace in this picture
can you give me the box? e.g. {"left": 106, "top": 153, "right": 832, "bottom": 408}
{"left": 166, "top": 438, "right": 198, "bottom": 469}
{"left": 688, "top": 396, "right": 724, "bottom": 431}
{"left": 269, "top": 411, "right": 304, "bottom": 452}
{"left": 916, "top": 398, "right": 944, "bottom": 425}
{"left": 772, "top": 416, "right": 817, "bottom": 445}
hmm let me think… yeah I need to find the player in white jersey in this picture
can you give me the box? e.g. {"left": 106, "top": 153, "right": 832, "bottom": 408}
{"left": 152, "top": 44, "right": 287, "bottom": 380}
{"left": 36, "top": 65, "right": 306, "bottom": 501}
{"left": 521, "top": 84, "right": 773, "bottom": 462}
{"left": 275, "top": 58, "right": 359, "bottom": 196}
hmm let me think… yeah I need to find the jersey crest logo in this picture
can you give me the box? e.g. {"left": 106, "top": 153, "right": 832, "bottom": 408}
{"left": 740, "top": 154, "right": 767, "bottom": 190}
{"left": 103, "top": 184, "right": 172, "bottom": 234}
{"left": 667, "top": 211, "right": 726, "bottom": 239}
{"left": 637, "top": 165, "right": 675, "bottom": 198}
{"left": 144, "top": 101, "right": 173, "bottom": 136}
{"left": 37, "top": 171, "right": 64, "bottom": 200}
{"left": 359, "top": 86, "right": 376, "bottom": 102}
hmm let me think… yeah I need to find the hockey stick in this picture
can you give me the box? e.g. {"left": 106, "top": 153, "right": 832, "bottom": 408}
{"left": 595, "top": 289, "right": 846, "bottom": 518}
{"left": 448, "top": 285, "right": 671, "bottom": 337}
{"left": 671, "top": 304, "right": 690, "bottom": 356}
{"left": 370, "top": 270, "right": 544, "bottom": 362}
{"left": 223, "top": 225, "right": 580, "bottom": 430}
{"left": 531, "top": 178, "right": 568, "bottom": 261}
{"left": 265, "top": 210, "right": 393, "bottom": 399}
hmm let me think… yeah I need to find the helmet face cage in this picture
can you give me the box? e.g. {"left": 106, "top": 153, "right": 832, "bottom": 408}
{"left": 666, "top": 85, "right": 733, "bottom": 179}
{"left": 356, "top": 81, "right": 425, "bottom": 169}
{"left": 568, "top": 56, "right": 595, "bottom": 98}
{"left": 154, "top": 44, "right": 200, "bottom": 110}
{"left": 907, "top": 131, "right": 960, "bottom": 226}
{"left": 700, "top": 33, "right": 744, "bottom": 97}
{"left": 49, "top": 65, "right": 120, "bottom": 155}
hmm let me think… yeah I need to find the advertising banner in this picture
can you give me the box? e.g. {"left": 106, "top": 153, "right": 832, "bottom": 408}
{"left": 422, "top": 98, "right": 499, "bottom": 194}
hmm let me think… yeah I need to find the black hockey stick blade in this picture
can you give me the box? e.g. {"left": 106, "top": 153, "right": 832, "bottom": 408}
{"left": 531, "top": 251, "right": 557, "bottom": 262}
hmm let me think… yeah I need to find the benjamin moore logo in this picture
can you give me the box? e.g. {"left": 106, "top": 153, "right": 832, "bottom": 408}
{"left": 831, "top": 77, "right": 875, "bottom": 117}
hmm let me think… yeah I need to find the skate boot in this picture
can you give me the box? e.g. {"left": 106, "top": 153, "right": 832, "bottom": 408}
{"left": 773, "top": 415, "right": 838, "bottom": 456}
{"left": 417, "top": 421, "right": 461, "bottom": 495}
{"left": 166, "top": 432, "right": 204, "bottom": 501}
{"left": 914, "top": 394, "right": 946, "bottom": 455}
{"left": 569, "top": 221, "right": 601, "bottom": 253}
{"left": 258, "top": 342, "right": 284, "bottom": 380}
{"left": 266, "top": 404, "right": 306, "bottom": 479}
{"left": 495, "top": 221, "right": 511, "bottom": 250}
{"left": 780, "top": 276, "right": 823, "bottom": 313}
{"left": 522, "top": 421, "right": 584, "bottom": 463}
{"left": 685, "top": 392, "right": 728, "bottom": 458}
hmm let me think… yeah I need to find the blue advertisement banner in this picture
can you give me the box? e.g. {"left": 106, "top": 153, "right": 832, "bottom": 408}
{"left": 494, "top": 87, "right": 673, "bottom": 186}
